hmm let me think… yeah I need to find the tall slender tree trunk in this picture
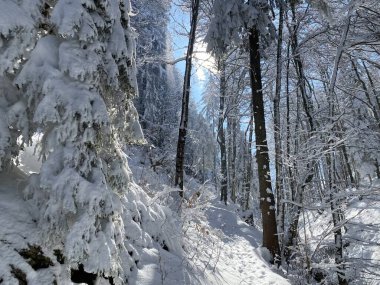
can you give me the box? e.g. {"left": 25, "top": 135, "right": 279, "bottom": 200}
{"left": 213, "top": 116, "right": 218, "bottom": 190}
{"left": 282, "top": 40, "right": 292, "bottom": 259}
{"left": 231, "top": 118, "right": 237, "bottom": 203}
{"left": 274, "top": 0, "right": 285, "bottom": 244}
{"left": 289, "top": 4, "right": 314, "bottom": 133}
{"left": 362, "top": 62, "right": 380, "bottom": 180}
{"left": 284, "top": 3, "right": 317, "bottom": 260}
{"left": 174, "top": 0, "right": 200, "bottom": 197}
{"left": 249, "top": 27, "right": 280, "bottom": 261}
{"left": 325, "top": 6, "right": 353, "bottom": 283}
{"left": 362, "top": 61, "right": 380, "bottom": 114}
{"left": 228, "top": 97, "right": 238, "bottom": 203}
{"left": 375, "top": 159, "right": 380, "bottom": 179}
{"left": 244, "top": 116, "right": 254, "bottom": 211}
{"left": 327, "top": 152, "right": 348, "bottom": 285}
{"left": 351, "top": 59, "right": 380, "bottom": 128}
{"left": 218, "top": 57, "right": 228, "bottom": 204}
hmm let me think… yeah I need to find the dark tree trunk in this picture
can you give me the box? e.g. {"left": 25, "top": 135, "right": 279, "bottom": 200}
{"left": 375, "top": 159, "right": 380, "bottom": 179}
{"left": 228, "top": 103, "right": 238, "bottom": 203}
{"left": 244, "top": 116, "right": 254, "bottom": 211}
{"left": 325, "top": 12, "right": 352, "bottom": 282}
{"left": 289, "top": 4, "right": 314, "bottom": 132}
{"left": 328, "top": 153, "right": 348, "bottom": 285}
{"left": 249, "top": 27, "right": 280, "bottom": 261}
{"left": 174, "top": 0, "right": 200, "bottom": 197}
{"left": 362, "top": 61, "right": 380, "bottom": 115}
{"left": 274, "top": 0, "right": 284, "bottom": 244}
{"left": 351, "top": 59, "right": 380, "bottom": 128}
{"left": 282, "top": 40, "right": 292, "bottom": 259}
{"left": 218, "top": 57, "right": 228, "bottom": 204}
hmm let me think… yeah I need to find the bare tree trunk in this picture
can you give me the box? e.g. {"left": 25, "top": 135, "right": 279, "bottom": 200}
{"left": 228, "top": 97, "right": 238, "bottom": 203}
{"left": 174, "top": 0, "right": 200, "bottom": 197}
{"left": 327, "top": 152, "right": 348, "bottom": 285}
{"left": 284, "top": 3, "right": 317, "bottom": 261}
{"left": 231, "top": 118, "right": 237, "bottom": 203}
{"left": 375, "top": 159, "right": 380, "bottom": 179}
{"left": 351, "top": 59, "right": 380, "bottom": 128}
{"left": 244, "top": 116, "right": 254, "bottom": 211}
{"left": 325, "top": 6, "right": 353, "bottom": 283}
{"left": 289, "top": 3, "right": 314, "bottom": 133}
{"left": 202, "top": 148, "right": 205, "bottom": 183}
{"left": 213, "top": 116, "right": 218, "bottom": 190}
{"left": 218, "top": 57, "right": 228, "bottom": 204}
{"left": 249, "top": 27, "right": 280, "bottom": 261}
{"left": 282, "top": 40, "right": 292, "bottom": 259}
{"left": 362, "top": 61, "right": 380, "bottom": 113}
{"left": 340, "top": 131, "right": 356, "bottom": 184}
{"left": 274, "top": 0, "right": 285, "bottom": 245}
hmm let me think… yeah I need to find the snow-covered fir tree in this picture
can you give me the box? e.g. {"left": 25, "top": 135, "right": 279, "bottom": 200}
{"left": 0, "top": 0, "right": 41, "bottom": 170}
{"left": 0, "top": 0, "right": 181, "bottom": 283}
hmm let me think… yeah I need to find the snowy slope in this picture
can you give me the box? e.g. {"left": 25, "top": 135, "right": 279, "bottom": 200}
{"left": 127, "top": 146, "right": 290, "bottom": 285}
{"left": 299, "top": 182, "right": 380, "bottom": 284}
{"left": 0, "top": 144, "right": 290, "bottom": 284}
{"left": 198, "top": 201, "right": 290, "bottom": 285}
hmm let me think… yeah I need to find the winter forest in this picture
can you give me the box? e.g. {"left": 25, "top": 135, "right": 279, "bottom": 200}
{"left": 0, "top": 0, "right": 380, "bottom": 284}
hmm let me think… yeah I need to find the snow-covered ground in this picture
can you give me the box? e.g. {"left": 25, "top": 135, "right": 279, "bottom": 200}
{"left": 298, "top": 182, "right": 380, "bottom": 284}
{"left": 0, "top": 144, "right": 291, "bottom": 284}
{"left": 4, "top": 143, "right": 380, "bottom": 284}
{"left": 198, "top": 201, "right": 289, "bottom": 285}
{"left": 127, "top": 146, "right": 290, "bottom": 285}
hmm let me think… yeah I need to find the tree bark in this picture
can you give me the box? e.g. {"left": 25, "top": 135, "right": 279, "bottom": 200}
{"left": 351, "top": 59, "right": 380, "bottom": 128}
{"left": 289, "top": 3, "right": 314, "bottom": 132}
{"left": 249, "top": 27, "right": 280, "bottom": 261}
{"left": 244, "top": 116, "right": 254, "bottom": 211}
{"left": 174, "top": 0, "right": 200, "bottom": 197}
{"left": 228, "top": 97, "right": 238, "bottom": 203}
{"left": 327, "top": 152, "right": 348, "bottom": 285}
{"left": 284, "top": 3, "right": 317, "bottom": 260}
{"left": 362, "top": 61, "right": 380, "bottom": 114}
{"left": 274, "top": 0, "right": 284, "bottom": 245}
{"left": 325, "top": 6, "right": 353, "bottom": 283}
{"left": 375, "top": 159, "right": 380, "bottom": 179}
{"left": 218, "top": 57, "right": 228, "bottom": 204}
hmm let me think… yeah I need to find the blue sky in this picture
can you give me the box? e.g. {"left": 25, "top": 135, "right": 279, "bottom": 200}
{"left": 168, "top": 2, "right": 212, "bottom": 109}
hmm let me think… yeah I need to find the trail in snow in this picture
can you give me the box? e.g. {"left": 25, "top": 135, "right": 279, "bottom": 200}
{"left": 127, "top": 146, "right": 291, "bottom": 285}
{"left": 126, "top": 146, "right": 290, "bottom": 284}
{"left": 203, "top": 202, "right": 289, "bottom": 285}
